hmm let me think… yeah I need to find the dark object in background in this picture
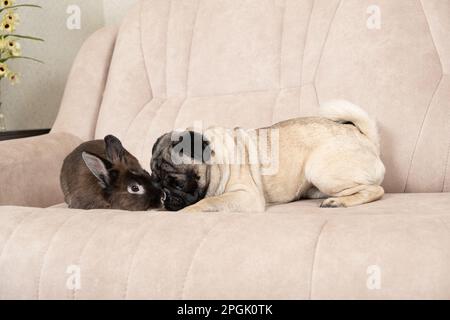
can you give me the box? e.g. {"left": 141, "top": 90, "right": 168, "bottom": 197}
{"left": 0, "top": 129, "right": 50, "bottom": 141}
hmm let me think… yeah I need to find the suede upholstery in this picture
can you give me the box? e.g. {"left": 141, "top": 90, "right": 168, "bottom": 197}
{"left": 0, "top": 0, "right": 449, "bottom": 299}
{"left": 0, "top": 133, "right": 82, "bottom": 207}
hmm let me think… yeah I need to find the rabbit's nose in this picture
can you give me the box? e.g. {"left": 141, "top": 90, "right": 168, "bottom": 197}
{"left": 151, "top": 179, "right": 162, "bottom": 189}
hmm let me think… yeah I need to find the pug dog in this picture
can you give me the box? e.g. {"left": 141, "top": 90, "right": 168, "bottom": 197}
{"left": 151, "top": 100, "right": 385, "bottom": 213}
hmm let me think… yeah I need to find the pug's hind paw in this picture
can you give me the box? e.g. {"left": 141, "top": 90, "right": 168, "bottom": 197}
{"left": 320, "top": 198, "right": 346, "bottom": 208}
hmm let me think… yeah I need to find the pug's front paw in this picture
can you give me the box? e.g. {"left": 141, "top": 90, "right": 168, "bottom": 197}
{"left": 178, "top": 206, "right": 199, "bottom": 213}
{"left": 178, "top": 205, "right": 219, "bottom": 213}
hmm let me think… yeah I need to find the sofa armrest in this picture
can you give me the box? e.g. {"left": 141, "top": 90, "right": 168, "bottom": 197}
{"left": 0, "top": 133, "right": 82, "bottom": 207}
{"left": 52, "top": 26, "right": 119, "bottom": 141}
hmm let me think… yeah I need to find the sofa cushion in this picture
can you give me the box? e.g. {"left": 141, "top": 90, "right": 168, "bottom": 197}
{"left": 94, "top": 0, "right": 450, "bottom": 193}
{"left": 267, "top": 193, "right": 450, "bottom": 215}
{"left": 1, "top": 193, "right": 449, "bottom": 299}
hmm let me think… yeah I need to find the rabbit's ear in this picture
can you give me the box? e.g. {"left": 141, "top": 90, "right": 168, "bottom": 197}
{"left": 104, "top": 135, "right": 124, "bottom": 162}
{"left": 82, "top": 152, "right": 111, "bottom": 188}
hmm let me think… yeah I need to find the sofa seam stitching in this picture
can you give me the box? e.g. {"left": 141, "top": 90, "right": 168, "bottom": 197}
{"left": 124, "top": 98, "right": 154, "bottom": 143}
{"left": 172, "top": 99, "right": 191, "bottom": 130}
{"left": 418, "top": 0, "right": 444, "bottom": 75}
{"left": 270, "top": 0, "right": 286, "bottom": 124}
{"left": 72, "top": 215, "right": 110, "bottom": 300}
{"left": 171, "top": 0, "right": 201, "bottom": 129}
{"left": 136, "top": 99, "right": 166, "bottom": 162}
{"left": 180, "top": 217, "right": 227, "bottom": 299}
{"left": 0, "top": 211, "right": 35, "bottom": 264}
{"left": 123, "top": 214, "right": 162, "bottom": 299}
{"left": 141, "top": 98, "right": 183, "bottom": 164}
{"left": 85, "top": 28, "right": 118, "bottom": 140}
{"left": 277, "top": 0, "right": 285, "bottom": 90}
{"left": 185, "top": 0, "right": 201, "bottom": 97}
{"left": 139, "top": 0, "right": 153, "bottom": 96}
{"left": 300, "top": 0, "right": 314, "bottom": 86}
{"left": 403, "top": 74, "right": 443, "bottom": 192}
{"left": 309, "top": 220, "right": 328, "bottom": 300}
{"left": 440, "top": 218, "right": 450, "bottom": 234}
{"left": 442, "top": 73, "right": 450, "bottom": 192}
{"left": 37, "top": 214, "right": 77, "bottom": 300}
{"left": 121, "top": 0, "right": 155, "bottom": 140}
{"left": 442, "top": 109, "right": 450, "bottom": 192}
{"left": 416, "top": 0, "right": 447, "bottom": 190}
{"left": 271, "top": 93, "right": 281, "bottom": 125}
{"left": 443, "top": 148, "right": 450, "bottom": 192}
{"left": 313, "top": 0, "right": 342, "bottom": 106}
{"left": 299, "top": 0, "right": 314, "bottom": 115}
{"left": 184, "top": 85, "right": 311, "bottom": 100}
{"left": 417, "top": 0, "right": 447, "bottom": 192}
{"left": 165, "top": 0, "right": 173, "bottom": 98}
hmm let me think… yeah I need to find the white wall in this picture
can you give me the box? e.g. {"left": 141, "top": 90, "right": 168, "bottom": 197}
{"left": 1, "top": 0, "right": 137, "bottom": 131}
{"left": 103, "top": 0, "right": 137, "bottom": 26}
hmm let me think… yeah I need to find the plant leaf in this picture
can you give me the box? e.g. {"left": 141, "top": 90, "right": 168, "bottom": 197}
{"left": 0, "top": 4, "right": 42, "bottom": 13}
{"left": 0, "top": 56, "right": 43, "bottom": 64}
{"left": 2, "top": 34, "right": 44, "bottom": 42}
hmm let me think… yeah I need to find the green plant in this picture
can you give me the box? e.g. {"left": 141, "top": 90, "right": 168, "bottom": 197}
{"left": 0, "top": 0, "right": 43, "bottom": 85}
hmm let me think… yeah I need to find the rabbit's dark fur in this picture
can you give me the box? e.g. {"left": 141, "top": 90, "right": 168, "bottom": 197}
{"left": 60, "top": 135, "right": 163, "bottom": 211}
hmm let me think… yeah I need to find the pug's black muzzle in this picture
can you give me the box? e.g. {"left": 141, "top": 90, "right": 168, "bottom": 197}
{"left": 162, "top": 188, "right": 203, "bottom": 211}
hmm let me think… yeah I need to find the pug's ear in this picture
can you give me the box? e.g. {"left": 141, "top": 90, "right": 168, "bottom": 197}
{"left": 104, "top": 135, "right": 124, "bottom": 162}
{"left": 82, "top": 152, "right": 111, "bottom": 188}
{"left": 152, "top": 136, "right": 163, "bottom": 155}
{"left": 172, "top": 131, "right": 211, "bottom": 163}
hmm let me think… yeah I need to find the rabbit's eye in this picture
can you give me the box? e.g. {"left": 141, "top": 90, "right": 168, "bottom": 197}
{"left": 127, "top": 184, "right": 145, "bottom": 195}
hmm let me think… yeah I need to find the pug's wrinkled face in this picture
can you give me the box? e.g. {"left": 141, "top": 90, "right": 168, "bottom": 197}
{"left": 150, "top": 131, "right": 211, "bottom": 211}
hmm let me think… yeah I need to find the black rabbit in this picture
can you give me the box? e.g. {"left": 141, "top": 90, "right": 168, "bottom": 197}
{"left": 60, "top": 135, "right": 164, "bottom": 210}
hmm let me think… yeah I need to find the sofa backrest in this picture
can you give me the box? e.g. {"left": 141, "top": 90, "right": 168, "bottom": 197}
{"left": 94, "top": 0, "right": 450, "bottom": 193}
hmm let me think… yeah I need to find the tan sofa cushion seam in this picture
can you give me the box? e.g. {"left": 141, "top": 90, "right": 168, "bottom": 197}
{"left": 36, "top": 213, "right": 77, "bottom": 299}
{"left": 180, "top": 217, "right": 228, "bottom": 299}
{"left": 0, "top": 211, "right": 35, "bottom": 262}
{"left": 404, "top": 75, "right": 444, "bottom": 192}
{"left": 308, "top": 219, "right": 329, "bottom": 300}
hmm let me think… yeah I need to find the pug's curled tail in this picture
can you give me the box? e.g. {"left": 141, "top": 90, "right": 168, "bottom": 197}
{"left": 320, "top": 100, "right": 380, "bottom": 151}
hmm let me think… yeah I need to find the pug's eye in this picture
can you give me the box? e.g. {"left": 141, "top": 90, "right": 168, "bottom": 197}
{"left": 127, "top": 184, "right": 145, "bottom": 195}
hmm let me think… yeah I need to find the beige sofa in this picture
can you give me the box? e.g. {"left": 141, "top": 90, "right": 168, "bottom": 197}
{"left": 0, "top": 0, "right": 449, "bottom": 299}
